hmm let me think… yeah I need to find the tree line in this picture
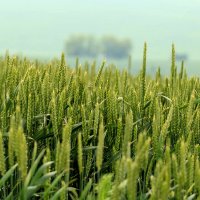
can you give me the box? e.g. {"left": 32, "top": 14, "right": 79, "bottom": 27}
{"left": 65, "top": 35, "right": 132, "bottom": 59}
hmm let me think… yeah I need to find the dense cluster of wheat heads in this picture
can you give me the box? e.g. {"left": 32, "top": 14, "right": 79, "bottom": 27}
{"left": 0, "top": 44, "right": 200, "bottom": 199}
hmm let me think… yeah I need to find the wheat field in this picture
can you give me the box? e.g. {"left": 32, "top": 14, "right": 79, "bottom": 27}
{"left": 0, "top": 44, "right": 200, "bottom": 199}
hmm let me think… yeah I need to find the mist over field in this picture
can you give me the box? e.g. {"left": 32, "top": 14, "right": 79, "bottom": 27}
{"left": 0, "top": 0, "right": 200, "bottom": 73}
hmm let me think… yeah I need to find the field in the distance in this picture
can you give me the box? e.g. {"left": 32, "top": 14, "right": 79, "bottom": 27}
{"left": 0, "top": 44, "right": 200, "bottom": 199}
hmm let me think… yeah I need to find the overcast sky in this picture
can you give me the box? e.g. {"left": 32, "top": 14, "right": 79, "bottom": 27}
{"left": 0, "top": 0, "right": 200, "bottom": 60}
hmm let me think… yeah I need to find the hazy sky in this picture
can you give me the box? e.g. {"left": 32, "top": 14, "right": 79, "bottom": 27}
{"left": 0, "top": 0, "right": 200, "bottom": 60}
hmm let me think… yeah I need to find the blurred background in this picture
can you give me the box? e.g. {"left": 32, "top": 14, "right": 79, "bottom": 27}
{"left": 0, "top": 0, "right": 200, "bottom": 75}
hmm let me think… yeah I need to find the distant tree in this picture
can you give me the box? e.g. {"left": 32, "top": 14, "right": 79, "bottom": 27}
{"left": 65, "top": 35, "right": 132, "bottom": 59}
{"left": 65, "top": 35, "right": 99, "bottom": 57}
{"left": 176, "top": 53, "right": 188, "bottom": 61}
{"left": 101, "top": 36, "right": 132, "bottom": 59}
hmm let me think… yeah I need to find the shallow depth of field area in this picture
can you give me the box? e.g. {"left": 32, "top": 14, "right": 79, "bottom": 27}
{"left": 0, "top": 44, "right": 200, "bottom": 200}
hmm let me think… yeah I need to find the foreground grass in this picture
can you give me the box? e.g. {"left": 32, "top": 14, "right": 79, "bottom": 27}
{"left": 0, "top": 44, "right": 200, "bottom": 199}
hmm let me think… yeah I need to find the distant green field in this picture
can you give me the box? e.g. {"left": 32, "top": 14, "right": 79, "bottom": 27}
{"left": 0, "top": 44, "right": 200, "bottom": 199}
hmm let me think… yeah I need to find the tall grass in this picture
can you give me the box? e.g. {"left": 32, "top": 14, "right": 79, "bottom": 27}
{"left": 0, "top": 45, "right": 200, "bottom": 199}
